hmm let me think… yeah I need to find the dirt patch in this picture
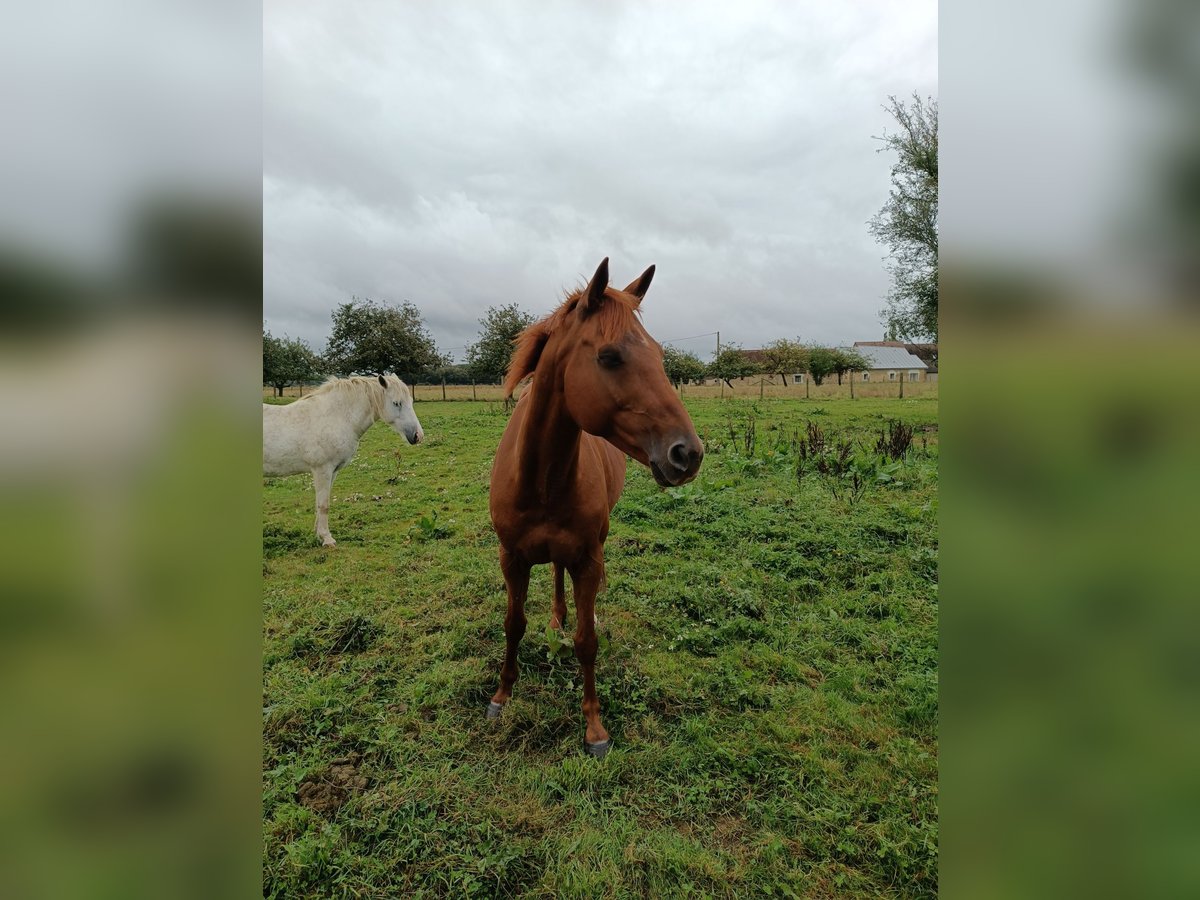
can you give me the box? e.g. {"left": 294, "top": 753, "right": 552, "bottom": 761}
{"left": 296, "top": 752, "right": 368, "bottom": 815}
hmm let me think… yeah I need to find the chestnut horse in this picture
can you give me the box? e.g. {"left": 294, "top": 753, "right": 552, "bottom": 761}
{"left": 486, "top": 258, "right": 704, "bottom": 757}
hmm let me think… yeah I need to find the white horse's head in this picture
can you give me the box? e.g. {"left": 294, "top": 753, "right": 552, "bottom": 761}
{"left": 378, "top": 375, "right": 424, "bottom": 444}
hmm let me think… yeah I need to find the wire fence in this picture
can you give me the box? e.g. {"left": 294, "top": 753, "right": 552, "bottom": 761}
{"left": 264, "top": 375, "right": 937, "bottom": 403}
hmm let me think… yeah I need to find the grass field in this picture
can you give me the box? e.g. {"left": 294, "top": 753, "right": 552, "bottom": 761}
{"left": 263, "top": 396, "right": 939, "bottom": 898}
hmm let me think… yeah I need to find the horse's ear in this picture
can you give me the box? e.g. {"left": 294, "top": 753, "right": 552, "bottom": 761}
{"left": 378, "top": 374, "right": 388, "bottom": 387}
{"left": 578, "top": 257, "right": 610, "bottom": 317}
{"left": 622, "top": 264, "right": 655, "bottom": 305}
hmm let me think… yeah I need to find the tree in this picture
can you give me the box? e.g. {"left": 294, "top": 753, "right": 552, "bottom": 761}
{"left": 324, "top": 298, "right": 444, "bottom": 379}
{"left": 661, "top": 346, "right": 707, "bottom": 386}
{"left": 263, "top": 330, "right": 324, "bottom": 397}
{"left": 263, "top": 330, "right": 280, "bottom": 389}
{"left": 806, "top": 346, "right": 838, "bottom": 386}
{"left": 831, "top": 348, "right": 870, "bottom": 385}
{"left": 466, "top": 303, "right": 535, "bottom": 384}
{"left": 706, "top": 344, "right": 760, "bottom": 389}
{"left": 758, "top": 339, "right": 809, "bottom": 387}
{"left": 429, "top": 363, "right": 473, "bottom": 385}
{"left": 869, "top": 94, "right": 938, "bottom": 341}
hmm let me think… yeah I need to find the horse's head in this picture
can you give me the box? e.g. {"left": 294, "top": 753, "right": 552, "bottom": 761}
{"left": 378, "top": 374, "right": 424, "bottom": 444}
{"left": 507, "top": 258, "right": 703, "bottom": 487}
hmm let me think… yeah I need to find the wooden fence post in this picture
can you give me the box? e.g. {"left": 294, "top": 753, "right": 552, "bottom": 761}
{"left": 899, "top": 372, "right": 905, "bottom": 399}
{"left": 442, "top": 376, "right": 447, "bottom": 401}
{"left": 472, "top": 379, "right": 477, "bottom": 401}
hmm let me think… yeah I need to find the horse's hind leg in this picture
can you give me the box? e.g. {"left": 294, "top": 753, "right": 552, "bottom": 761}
{"left": 549, "top": 563, "right": 567, "bottom": 630}
{"left": 312, "top": 466, "right": 336, "bottom": 547}
{"left": 488, "top": 548, "right": 531, "bottom": 718}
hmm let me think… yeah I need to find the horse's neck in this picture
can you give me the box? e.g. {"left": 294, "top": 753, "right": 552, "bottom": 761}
{"left": 516, "top": 369, "right": 582, "bottom": 505}
{"left": 330, "top": 382, "right": 379, "bottom": 436}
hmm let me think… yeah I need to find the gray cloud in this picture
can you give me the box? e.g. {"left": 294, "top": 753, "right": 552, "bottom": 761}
{"left": 265, "top": 0, "right": 937, "bottom": 359}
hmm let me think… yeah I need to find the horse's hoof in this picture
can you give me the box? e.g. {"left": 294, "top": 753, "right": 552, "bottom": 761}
{"left": 584, "top": 738, "right": 612, "bottom": 759}
{"left": 485, "top": 701, "right": 505, "bottom": 720}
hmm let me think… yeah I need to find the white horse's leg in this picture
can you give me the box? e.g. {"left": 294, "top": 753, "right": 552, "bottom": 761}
{"left": 312, "top": 466, "right": 336, "bottom": 546}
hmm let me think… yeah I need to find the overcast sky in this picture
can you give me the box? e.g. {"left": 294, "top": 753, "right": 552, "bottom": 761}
{"left": 264, "top": 1, "right": 936, "bottom": 362}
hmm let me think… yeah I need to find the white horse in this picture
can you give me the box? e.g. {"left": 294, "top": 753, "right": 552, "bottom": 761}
{"left": 263, "top": 374, "right": 424, "bottom": 546}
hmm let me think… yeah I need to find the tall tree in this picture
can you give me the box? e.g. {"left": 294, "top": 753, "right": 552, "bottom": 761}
{"left": 759, "top": 339, "right": 809, "bottom": 386}
{"left": 806, "top": 346, "right": 838, "bottom": 386}
{"left": 707, "top": 344, "right": 760, "bottom": 389}
{"left": 466, "top": 303, "right": 535, "bottom": 384}
{"left": 869, "top": 94, "right": 938, "bottom": 341}
{"left": 263, "top": 330, "right": 324, "bottom": 397}
{"left": 263, "top": 330, "right": 280, "bottom": 390}
{"left": 831, "top": 348, "right": 871, "bottom": 385}
{"left": 324, "top": 298, "right": 444, "bottom": 378}
{"left": 662, "top": 346, "right": 707, "bottom": 386}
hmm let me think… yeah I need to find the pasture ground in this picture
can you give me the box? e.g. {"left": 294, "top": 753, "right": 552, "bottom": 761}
{"left": 263, "top": 396, "right": 939, "bottom": 898}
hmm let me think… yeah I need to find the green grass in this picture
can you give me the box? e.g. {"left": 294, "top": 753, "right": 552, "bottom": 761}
{"left": 263, "top": 396, "right": 938, "bottom": 898}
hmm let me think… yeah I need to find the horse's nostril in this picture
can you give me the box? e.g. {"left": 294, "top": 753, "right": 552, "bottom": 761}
{"left": 668, "top": 441, "right": 691, "bottom": 472}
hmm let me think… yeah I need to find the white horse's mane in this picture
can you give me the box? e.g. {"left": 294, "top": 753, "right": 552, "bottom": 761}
{"left": 296, "top": 375, "right": 393, "bottom": 417}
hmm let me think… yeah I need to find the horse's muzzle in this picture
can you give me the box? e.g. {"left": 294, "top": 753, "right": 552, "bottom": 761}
{"left": 406, "top": 428, "right": 424, "bottom": 445}
{"left": 651, "top": 437, "right": 703, "bottom": 486}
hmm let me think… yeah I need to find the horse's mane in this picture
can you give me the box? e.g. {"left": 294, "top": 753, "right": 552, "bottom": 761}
{"left": 297, "top": 375, "right": 389, "bottom": 417}
{"left": 503, "top": 287, "right": 641, "bottom": 399}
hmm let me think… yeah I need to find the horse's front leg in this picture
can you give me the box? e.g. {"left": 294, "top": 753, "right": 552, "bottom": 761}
{"left": 487, "top": 548, "right": 531, "bottom": 718}
{"left": 311, "top": 466, "right": 336, "bottom": 547}
{"left": 569, "top": 551, "right": 610, "bottom": 757}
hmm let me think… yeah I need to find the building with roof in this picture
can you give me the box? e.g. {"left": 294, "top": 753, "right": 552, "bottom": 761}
{"left": 853, "top": 342, "right": 936, "bottom": 383}
{"left": 691, "top": 341, "right": 935, "bottom": 390}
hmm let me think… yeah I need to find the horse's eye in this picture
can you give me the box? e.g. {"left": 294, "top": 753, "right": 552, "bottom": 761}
{"left": 598, "top": 346, "right": 623, "bottom": 369}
